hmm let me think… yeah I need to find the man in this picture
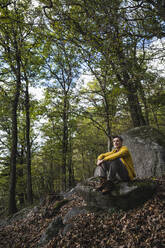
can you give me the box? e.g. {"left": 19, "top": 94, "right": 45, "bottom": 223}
{"left": 94, "top": 136, "right": 136, "bottom": 194}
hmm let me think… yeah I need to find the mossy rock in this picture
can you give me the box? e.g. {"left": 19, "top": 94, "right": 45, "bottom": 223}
{"left": 54, "top": 199, "right": 69, "bottom": 211}
{"left": 51, "top": 199, "right": 69, "bottom": 216}
{"left": 122, "top": 126, "right": 165, "bottom": 178}
{"left": 75, "top": 178, "right": 157, "bottom": 211}
{"left": 123, "top": 126, "right": 165, "bottom": 147}
{"left": 111, "top": 180, "right": 157, "bottom": 210}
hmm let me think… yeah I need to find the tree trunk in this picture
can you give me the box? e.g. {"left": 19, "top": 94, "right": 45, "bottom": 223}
{"left": 8, "top": 102, "right": 18, "bottom": 214}
{"left": 61, "top": 95, "right": 68, "bottom": 191}
{"left": 112, "top": 47, "right": 147, "bottom": 127}
{"left": 137, "top": 81, "right": 150, "bottom": 125}
{"left": 105, "top": 113, "right": 112, "bottom": 151}
{"left": 125, "top": 85, "right": 146, "bottom": 127}
{"left": 114, "top": 64, "right": 147, "bottom": 127}
{"left": 25, "top": 77, "right": 33, "bottom": 204}
{"left": 8, "top": 63, "right": 21, "bottom": 215}
{"left": 17, "top": 145, "right": 25, "bottom": 206}
{"left": 104, "top": 96, "right": 112, "bottom": 151}
{"left": 68, "top": 134, "right": 75, "bottom": 187}
{"left": 99, "top": 76, "right": 112, "bottom": 151}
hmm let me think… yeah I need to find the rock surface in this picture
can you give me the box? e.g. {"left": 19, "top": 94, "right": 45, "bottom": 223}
{"left": 39, "top": 195, "right": 88, "bottom": 245}
{"left": 75, "top": 177, "right": 157, "bottom": 210}
{"left": 63, "top": 207, "right": 88, "bottom": 224}
{"left": 39, "top": 216, "right": 64, "bottom": 245}
{"left": 122, "top": 126, "right": 165, "bottom": 178}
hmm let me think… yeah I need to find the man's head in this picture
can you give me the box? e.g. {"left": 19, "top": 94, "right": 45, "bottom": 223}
{"left": 112, "top": 136, "right": 123, "bottom": 150}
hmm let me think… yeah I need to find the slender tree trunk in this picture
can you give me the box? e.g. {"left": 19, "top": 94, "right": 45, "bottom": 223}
{"left": 68, "top": 156, "right": 73, "bottom": 187}
{"left": 81, "top": 151, "right": 86, "bottom": 181}
{"left": 17, "top": 145, "right": 25, "bottom": 206}
{"left": 61, "top": 95, "right": 68, "bottom": 191}
{"left": 151, "top": 108, "right": 160, "bottom": 130}
{"left": 48, "top": 159, "right": 54, "bottom": 192}
{"left": 99, "top": 76, "right": 112, "bottom": 151}
{"left": 8, "top": 58, "right": 21, "bottom": 215}
{"left": 103, "top": 97, "right": 112, "bottom": 151}
{"left": 25, "top": 78, "right": 33, "bottom": 204}
{"left": 105, "top": 115, "right": 112, "bottom": 151}
{"left": 68, "top": 134, "right": 75, "bottom": 187}
{"left": 8, "top": 103, "right": 18, "bottom": 214}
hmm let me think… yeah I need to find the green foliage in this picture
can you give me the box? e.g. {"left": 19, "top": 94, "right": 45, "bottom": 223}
{"left": 73, "top": 118, "right": 107, "bottom": 181}
{"left": 0, "top": 0, "right": 165, "bottom": 214}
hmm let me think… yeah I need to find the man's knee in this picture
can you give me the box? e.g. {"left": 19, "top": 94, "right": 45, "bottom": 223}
{"left": 109, "top": 158, "right": 121, "bottom": 168}
{"left": 107, "top": 158, "right": 129, "bottom": 181}
{"left": 94, "top": 164, "right": 107, "bottom": 178}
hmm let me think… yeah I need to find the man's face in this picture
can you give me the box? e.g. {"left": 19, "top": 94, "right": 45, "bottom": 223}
{"left": 113, "top": 137, "right": 122, "bottom": 149}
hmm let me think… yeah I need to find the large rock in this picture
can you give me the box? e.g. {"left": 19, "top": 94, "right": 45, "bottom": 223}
{"left": 75, "top": 178, "right": 157, "bottom": 211}
{"left": 122, "top": 126, "right": 165, "bottom": 178}
{"left": 63, "top": 207, "right": 88, "bottom": 224}
{"left": 39, "top": 216, "right": 64, "bottom": 246}
{"left": 62, "top": 207, "right": 88, "bottom": 235}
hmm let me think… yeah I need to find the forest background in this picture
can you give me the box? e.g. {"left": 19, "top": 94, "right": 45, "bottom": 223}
{"left": 0, "top": 0, "right": 165, "bottom": 215}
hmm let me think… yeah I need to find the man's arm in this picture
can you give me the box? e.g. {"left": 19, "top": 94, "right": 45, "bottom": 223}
{"left": 97, "top": 159, "right": 104, "bottom": 166}
{"left": 103, "top": 146, "right": 129, "bottom": 161}
{"left": 97, "top": 150, "right": 115, "bottom": 160}
{"left": 97, "top": 150, "right": 115, "bottom": 166}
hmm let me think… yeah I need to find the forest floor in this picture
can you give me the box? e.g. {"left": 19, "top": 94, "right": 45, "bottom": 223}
{"left": 0, "top": 179, "right": 165, "bottom": 248}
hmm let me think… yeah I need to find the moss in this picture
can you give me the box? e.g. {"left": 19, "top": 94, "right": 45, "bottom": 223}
{"left": 116, "top": 184, "right": 156, "bottom": 210}
{"left": 112, "top": 183, "right": 121, "bottom": 195}
{"left": 54, "top": 199, "right": 69, "bottom": 212}
{"left": 124, "top": 126, "right": 165, "bottom": 147}
{"left": 108, "top": 179, "right": 157, "bottom": 211}
{"left": 134, "top": 181, "right": 153, "bottom": 188}
{"left": 132, "top": 178, "right": 157, "bottom": 188}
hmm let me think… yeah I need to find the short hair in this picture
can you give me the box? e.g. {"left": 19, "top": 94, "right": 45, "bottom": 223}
{"left": 112, "top": 135, "right": 123, "bottom": 142}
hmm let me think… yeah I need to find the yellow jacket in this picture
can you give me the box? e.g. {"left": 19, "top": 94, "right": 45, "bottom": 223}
{"left": 97, "top": 146, "right": 136, "bottom": 180}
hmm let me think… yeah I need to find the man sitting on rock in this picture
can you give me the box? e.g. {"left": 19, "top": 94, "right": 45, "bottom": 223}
{"left": 94, "top": 135, "right": 136, "bottom": 194}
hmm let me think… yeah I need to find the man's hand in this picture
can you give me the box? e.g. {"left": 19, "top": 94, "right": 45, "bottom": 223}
{"left": 97, "top": 159, "right": 104, "bottom": 166}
